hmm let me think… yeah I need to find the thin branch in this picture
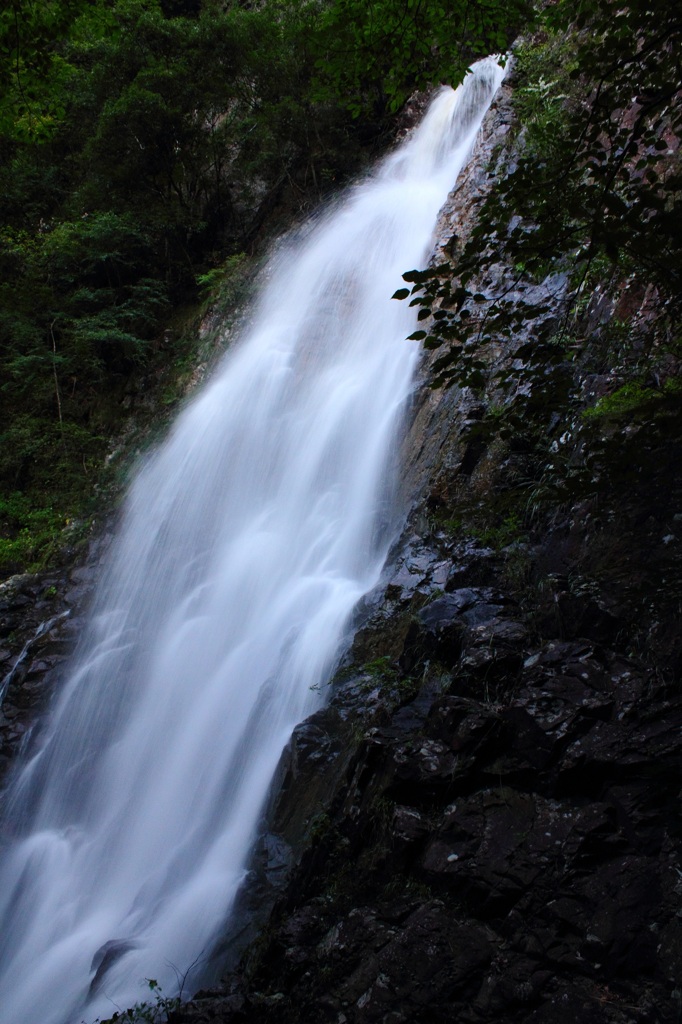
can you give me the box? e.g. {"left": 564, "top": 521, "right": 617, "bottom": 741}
{"left": 49, "top": 318, "right": 64, "bottom": 439}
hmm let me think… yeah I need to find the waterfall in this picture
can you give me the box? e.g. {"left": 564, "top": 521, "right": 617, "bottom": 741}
{"left": 0, "top": 59, "right": 504, "bottom": 1024}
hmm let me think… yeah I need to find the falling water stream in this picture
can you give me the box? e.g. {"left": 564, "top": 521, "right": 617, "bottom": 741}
{"left": 0, "top": 59, "right": 504, "bottom": 1024}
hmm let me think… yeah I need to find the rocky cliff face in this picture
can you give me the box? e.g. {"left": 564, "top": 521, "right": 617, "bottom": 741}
{"left": 178, "top": 74, "right": 682, "bottom": 1024}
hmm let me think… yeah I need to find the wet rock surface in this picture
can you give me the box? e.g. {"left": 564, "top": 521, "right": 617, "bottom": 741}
{"left": 178, "top": 523, "right": 682, "bottom": 1024}
{"left": 0, "top": 533, "right": 109, "bottom": 793}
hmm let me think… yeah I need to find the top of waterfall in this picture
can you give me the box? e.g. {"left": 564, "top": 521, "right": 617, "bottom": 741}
{"left": 386, "top": 56, "right": 506, "bottom": 182}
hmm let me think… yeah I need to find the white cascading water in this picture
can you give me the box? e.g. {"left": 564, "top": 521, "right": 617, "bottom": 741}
{"left": 0, "top": 59, "right": 503, "bottom": 1024}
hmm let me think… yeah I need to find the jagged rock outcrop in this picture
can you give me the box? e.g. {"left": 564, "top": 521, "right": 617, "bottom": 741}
{"left": 180, "top": 547, "right": 681, "bottom": 1023}
{"left": 0, "top": 535, "right": 108, "bottom": 790}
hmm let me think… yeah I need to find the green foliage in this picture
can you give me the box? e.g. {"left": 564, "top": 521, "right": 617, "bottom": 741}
{"left": 0, "top": 491, "right": 70, "bottom": 575}
{"left": 471, "top": 511, "right": 523, "bottom": 550}
{"left": 309, "top": 0, "right": 533, "bottom": 118}
{"left": 308, "top": 811, "right": 332, "bottom": 842}
{"left": 0, "top": 0, "right": 107, "bottom": 140}
{"left": 364, "top": 655, "right": 398, "bottom": 683}
{"left": 98, "top": 978, "right": 180, "bottom": 1024}
{"left": 0, "top": 416, "right": 107, "bottom": 492}
{"left": 0, "top": 1, "right": 271, "bottom": 565}
{"left": 499, "top": 0, "right": 682, "bottom": 295}
{"left": 511, "top": 32, "right": 578, "bottom": 158}
{"left": 0, "top": 413, "right": 106, "bottom": 575}
{"left": 0, "top": 207, "right": 169, "bottom": 459}
{"left": 196, "top": 253, "right": 249, "bottom": 315}
{"left": 583, "top": 379, "right": 682, "bottom": 421}
{"left": 360, "top": 656, "right": 418, "bottom": 704}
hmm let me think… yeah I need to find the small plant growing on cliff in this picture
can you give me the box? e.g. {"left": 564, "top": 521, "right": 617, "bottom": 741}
{"left": 364, "top": 656, "right": 398, "bottom": 684}
{"left": 97, "top": 980, "right": 180, "bottom": 1024}
{"left": 582, "top": 380, "right": 681, "bottom": 422}
{"left": 308, "top": 811, "right": 331, "bottom": 842}
{"left": 359, "top": 656, "right": 418, "bottom": 705}
{"left": 472, "top": 512, "right": 524, "bottom": 551}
